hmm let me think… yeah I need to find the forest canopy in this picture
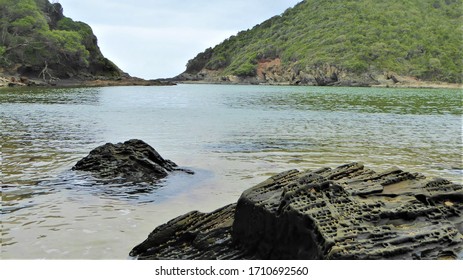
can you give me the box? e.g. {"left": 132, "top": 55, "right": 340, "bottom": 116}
{"left": 0, "top": 0, "right": 121, "bottom": 79}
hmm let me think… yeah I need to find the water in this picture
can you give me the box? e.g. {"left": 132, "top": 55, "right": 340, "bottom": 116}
{"left": 1, "top": 84, "right": 462, "bottom": 259}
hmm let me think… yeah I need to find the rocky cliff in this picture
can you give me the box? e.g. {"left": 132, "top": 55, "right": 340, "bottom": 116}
{"left": 130, "top": 163, "right": 463, "bottom": 260}
{"left": 175, "top": 0, "right": 462, "bottom": 87}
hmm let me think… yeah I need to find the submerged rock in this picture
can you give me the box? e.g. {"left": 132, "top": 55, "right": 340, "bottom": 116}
{"left": 130, "top": 163, "right": 463, "bottom": 260}
{"left": 73, "top": 139, "right": 192, "bottom": 182}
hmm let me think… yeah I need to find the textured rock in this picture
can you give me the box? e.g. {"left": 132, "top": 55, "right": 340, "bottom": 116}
{"left": 233, "top": 163, "right": 463, "bottom": 259}
{"left": 73, "top": 139, "right": 192, "bottom": 182}
{"left": 130, "top": 204, "right": 245, "bottom": 260}
{"left": 130, "top": 163, "right": 463, "bottom": 260}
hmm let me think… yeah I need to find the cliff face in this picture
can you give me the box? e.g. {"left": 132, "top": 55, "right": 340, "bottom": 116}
{"left": 176, "top": 0, "right": 462, "bottom": 86}
{"left": 0, "top": 0, "right": 124, "bottom": 82}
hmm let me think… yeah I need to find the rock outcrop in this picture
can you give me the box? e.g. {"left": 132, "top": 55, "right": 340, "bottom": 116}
{"left": 130, "top": 163, "right": 463, "bottom": 260}
{"left": 176, "top": 62, "right": 380, "bottom": 87}
{"left": 73, "top": 139, "right": 192, "bottom": 182}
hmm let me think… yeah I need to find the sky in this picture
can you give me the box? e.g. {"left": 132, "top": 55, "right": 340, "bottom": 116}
{"left": 56, "top": 0, "right": 302, "bottom": 79}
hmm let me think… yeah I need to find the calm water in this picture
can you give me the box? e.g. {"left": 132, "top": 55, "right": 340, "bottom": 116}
{"left": 1, "top": 84, "right": 462, "bottom": 259}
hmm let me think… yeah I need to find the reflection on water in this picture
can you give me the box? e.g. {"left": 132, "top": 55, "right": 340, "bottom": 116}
{"left": 1, "top": 84, "right": 462, "bottom": 259}
{"left": 1, "top": 87, "right": 104, "bottom": 186}
{"left": 232, "top": 87, "right": 463, "bottom": 115}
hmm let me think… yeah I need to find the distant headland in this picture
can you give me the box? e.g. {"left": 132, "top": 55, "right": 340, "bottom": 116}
{"left": 1, "top": 0, "right": 461, "bottom": 89}
{"left": 173, "top": 0, "right": 462, "bottom": 88}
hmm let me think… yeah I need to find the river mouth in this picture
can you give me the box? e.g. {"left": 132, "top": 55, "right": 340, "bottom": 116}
{"left": 1, "top": 84, "right": 461, "bottom": 259}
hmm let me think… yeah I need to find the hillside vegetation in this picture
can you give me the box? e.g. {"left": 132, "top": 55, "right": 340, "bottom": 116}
{"left": 0, "top": 0, "right": 122, "bottom": 81}
{"left": 180, "top": 0, "right": 462, "bottom": 85}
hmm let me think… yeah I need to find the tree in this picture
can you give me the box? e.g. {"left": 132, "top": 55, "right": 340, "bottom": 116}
{"left": 0, "top": 0, "right": 120, "bottom": 78}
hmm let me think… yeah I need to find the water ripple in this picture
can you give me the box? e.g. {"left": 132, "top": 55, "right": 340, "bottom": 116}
{"left": 1, "top": 84, "right": 461, "bottom": 259}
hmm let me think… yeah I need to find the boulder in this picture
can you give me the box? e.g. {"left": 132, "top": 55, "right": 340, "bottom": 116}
{"left": 130, "top": 163, "right": 463, "bottom": 260}
{"left": 73, "top": 139, "right": 192, "bottom": 182}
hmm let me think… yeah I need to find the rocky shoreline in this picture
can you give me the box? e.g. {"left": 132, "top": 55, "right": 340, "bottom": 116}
{"left": 0, "top": 75, "right": 175, "bottom": 88}
{"left": 174, "top": 69, "right": 462, "bottom": 89}
{"left": 2, "top": 73, "right": 460, "bottom": 89}
{"left": 71, "top": 140, "right": 463, "bottom": 259}
{"left": 129, "top": 162, "right": 463, "bottom": 260}
{"left": 173, "top": 58, "right": 462, "bottom": 89}
{"left": 175, "top": 79, "right": 463, "bottom": 89}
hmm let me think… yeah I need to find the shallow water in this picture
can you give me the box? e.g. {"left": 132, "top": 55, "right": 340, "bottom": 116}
{"left": 1, "top": 84, "right": 462, "bottom": 259}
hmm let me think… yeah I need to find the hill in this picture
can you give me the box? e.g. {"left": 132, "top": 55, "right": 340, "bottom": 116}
{"left": 0, "top": 0, "right": 128, "bottom": 85}
{"left": 176, "top": 0, "right": 463, "bottom": 86}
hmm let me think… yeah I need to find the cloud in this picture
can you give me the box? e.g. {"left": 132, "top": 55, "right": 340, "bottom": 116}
{"left": 57, "top": 0, "right": 302, "bottom": 78}
{"left": 93, "top": 25, "right": 237, "bottom": 78}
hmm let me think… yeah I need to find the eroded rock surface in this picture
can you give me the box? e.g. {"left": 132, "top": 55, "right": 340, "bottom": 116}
{"left": 73, "top": 139, "right": 191, "bottom": 182}
{"left": 130, "top": 204, "right": 245, "bottom": 260}
{"left": 130, "top": 163, "right": 463, "bottom": 260}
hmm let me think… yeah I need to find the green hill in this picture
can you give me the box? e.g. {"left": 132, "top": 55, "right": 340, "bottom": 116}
{"left": 0, "top": 0, "right": 123, "bottom": 82}
{"left": 178, "top": 0, "right": 463, "bottom": 86}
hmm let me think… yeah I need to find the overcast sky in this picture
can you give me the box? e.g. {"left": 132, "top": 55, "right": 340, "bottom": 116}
{"left": 56, "top": 0, "right": 301, "bottom": 79}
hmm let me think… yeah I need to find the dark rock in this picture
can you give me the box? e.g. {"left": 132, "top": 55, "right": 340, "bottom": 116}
{"left": 130, "top": 204, "right": 245, "bottom": 260}
{"left": 386, "top": 73, "right": 400, "bottom": 83}
{"left": 47, "top": 3, "right": 64, "bottom": 29}
{"left": 73, "top": 139, "right": 192, "bottom": 182}
{"left": 130, "top": 163, "right": 463, "bottom": 260}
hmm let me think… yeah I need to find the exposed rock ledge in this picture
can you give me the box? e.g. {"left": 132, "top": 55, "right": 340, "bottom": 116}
{"left": 174, "top": 61, "right": 462, "bottom": 89}
{"left": 130, "top": 162, "right": 463, "bottom": 260}
{"left": 0, "top": 75, "right": 175, "bottom": 88}
{"left": 73, "top": 139, "right": 192, "bottom": 183}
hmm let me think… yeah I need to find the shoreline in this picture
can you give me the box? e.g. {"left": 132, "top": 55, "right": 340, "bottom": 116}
{"left": 175, "top": 79, "right": 463, "bottom": 89}
{"left": 0, "top": 75, "right": 176, "bottom": 88}
{"left": 1, "top": 75, "right": 462, "bottom": 89}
